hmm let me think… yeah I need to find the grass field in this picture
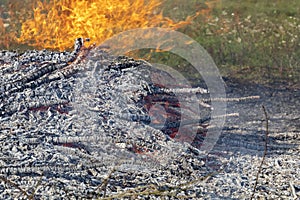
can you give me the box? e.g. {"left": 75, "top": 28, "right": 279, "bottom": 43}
{"left": 160, "top": 0, "right": 300, "bottom": 86}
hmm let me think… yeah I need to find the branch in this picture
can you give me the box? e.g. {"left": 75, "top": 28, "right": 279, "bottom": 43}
{"left": 250, "top": 105, "right": 269, "bottom": 199}
{"left": 0, "top": 175, "right": 30, "bottom": 198}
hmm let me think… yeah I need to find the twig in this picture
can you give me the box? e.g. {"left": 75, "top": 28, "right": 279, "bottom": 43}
{"left": 289, "top": 181, "right": 297, "bottom": 199}
{"left": 250, "top": 105, "right": 269, "bottom": 199}
{"left": 101, "top": 166, "right": 226, "bottom": 199}
{"left": 95, "top": 165, "right": 118, "bottom": 198}
{"left": 201, "top": 95, "right": 260, "bottom": 102}
{"left": 0, "top": 175, "right": 30, "bottom": 198}
{"left": 28, "top": 173, "right": 44, "bottom": 200}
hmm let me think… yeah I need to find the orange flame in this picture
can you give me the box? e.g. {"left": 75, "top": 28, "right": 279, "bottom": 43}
{"left": 0, "top": 1, "right": 36, "bottom": 49}
{"left": 16, "top": 0, "right": 194, "bottom": 50}
{"left": 0, "top": 0, "right": 217, "bottom": 51}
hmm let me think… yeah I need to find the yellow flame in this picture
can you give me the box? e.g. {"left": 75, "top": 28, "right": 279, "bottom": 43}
{"left": 16, "top": 0, "right": 196, "bottom": 50}
{"left": 0, "top": 0, "right": 218, "bottom": 50}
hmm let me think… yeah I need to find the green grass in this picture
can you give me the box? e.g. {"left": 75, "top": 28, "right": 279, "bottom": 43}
{"left": 157, "top": 0, "right": 300, "bottom": 86}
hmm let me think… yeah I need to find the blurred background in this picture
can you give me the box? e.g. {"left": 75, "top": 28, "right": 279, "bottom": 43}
{"left": 0, "top": 0, "right": 299, "bottom": 87}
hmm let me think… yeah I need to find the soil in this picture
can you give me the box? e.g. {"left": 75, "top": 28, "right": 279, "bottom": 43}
{"left": 208, "top": 77, "right": 300, "bottom": 199}
{"left": 220, "top": 77, "right": 299, "bottom": 154}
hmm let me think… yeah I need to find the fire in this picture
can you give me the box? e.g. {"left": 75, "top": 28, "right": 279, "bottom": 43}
{"left": 0, "top": 0, "right": 36, "bottom": 49}
{"left": 0, "top": 0, "right": 217, "bottom": 51}
{"left": 16, "top": 0, "right": 194, "bottom": 50}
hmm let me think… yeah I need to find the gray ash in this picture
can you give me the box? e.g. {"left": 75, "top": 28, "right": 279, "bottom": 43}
{"left": 0, "top": 40, "right": 213, "bottom": 198}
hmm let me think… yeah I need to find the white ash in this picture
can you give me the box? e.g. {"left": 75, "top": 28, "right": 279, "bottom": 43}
{"left": 0, "top": 42, "right": 299, "bottom": 199}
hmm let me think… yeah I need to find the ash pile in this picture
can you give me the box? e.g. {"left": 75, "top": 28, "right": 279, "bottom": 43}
{"left": 0, "top": 39, "right": 217, "bottom": 199}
